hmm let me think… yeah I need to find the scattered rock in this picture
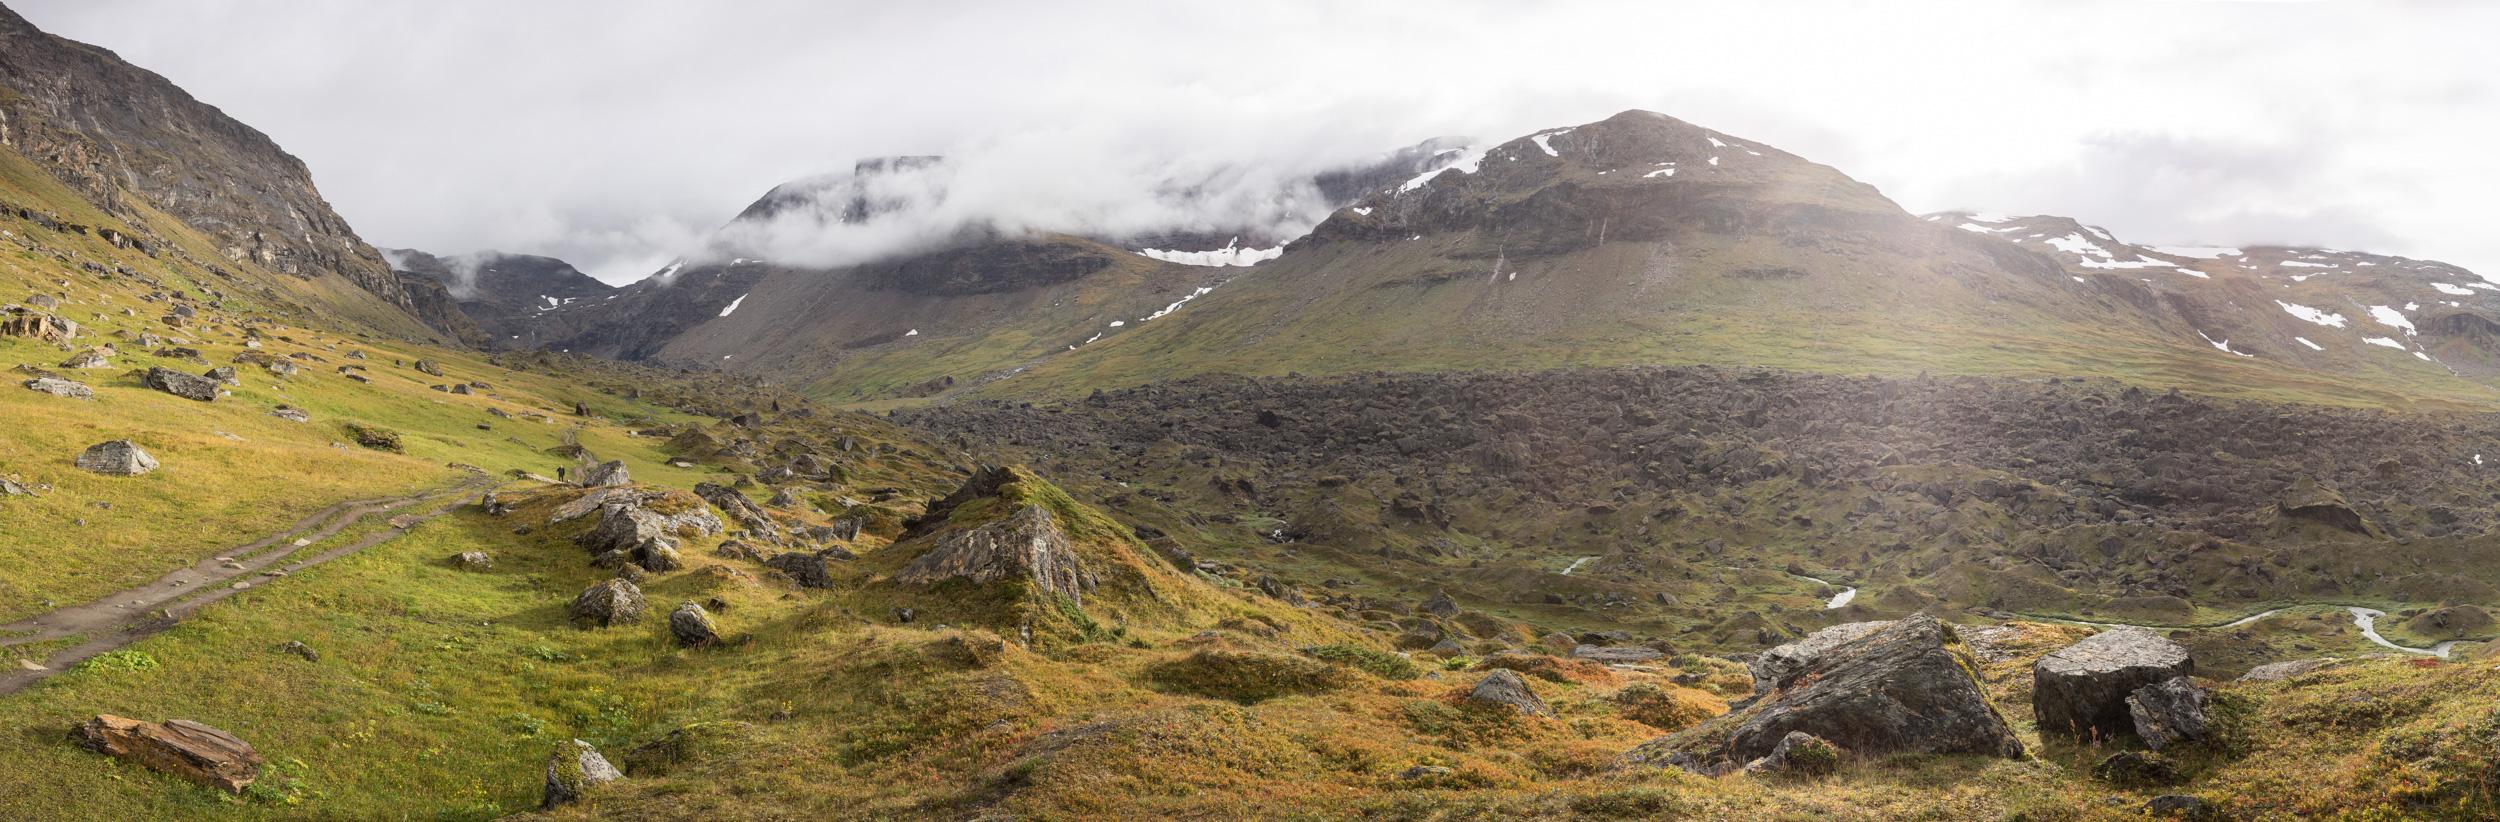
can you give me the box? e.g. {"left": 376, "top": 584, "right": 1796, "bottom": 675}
{"left": 2277, "top": 476, "right": 2377, "bottom": 536}
{"left": 203, "top": 366, "right": 238, "bottom": 386}
{"left": 75, "top": 440, "right": 159, "bottom": 475}
{"left": 2127, "top": 676, "right": 2210, "bottom": 750}
{"left": 269, "top": 406, "right": 310, "bottom": 423}
{"left": 449, "top": 551, "right": 493, "bottom": 572}
{"left": 668, "top": 602, "right": 719, "bottom": 647}
{"left": 763, "top": 551, "right": 839, "bottom": 588}
{"left": 141, "top": 366, "right": 219, "bottom": 401}
{"left": 1465, "top": 669, "right": 1553, "bottom": 717}
{"left": 72, "top": 715, "right": 263, "bottom": 793}
{"left": 1418, "top": 591, "right": 1460, "bottom": 618}
{"left": 279, "top": 640, "right": 319, "bottom": 662}
{"left": 412, "top": 359, "right": 444, "bottom": 377}
{"left": 2145, "top": 794, "right": 2220, "bottom": 820}
{"left": 22, "top": 377, "right": 91, "bottom": 399}
{"left": 2033, "top": 627, "right": 2193, "bottom": 742}
{"left": 541, "top": 738, "right": 622, "bottom": 808}
{"left": 57, "top": 349, "right": 112, "bottom": 369}
{"left": 1572, "top": 645, "right": 1665, "bottom": 664}
{"left": 570, "top": 578, "right": 648, "bottom": 627}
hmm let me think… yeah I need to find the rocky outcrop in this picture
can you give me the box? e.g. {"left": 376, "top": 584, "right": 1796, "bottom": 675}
{"left": 0, "top": 8, "right": 481, "bottom": 344}
{"left": 2127, "top": 676, "right": 2210, "bottom": 750}
{"left": 1465, "top": 669, "right": 1553, "bottom": 717}
{"left": 895, "top": 504, "right": 1096, "bottom": 603}
{"left": 572, "top": 489, "right": 723, "bottom": 574}
{"left": 141, "top": 367, "right": 219, "bottom": 401}
{"left": 763, "top": 551, "right": 843, "bottom": 588}
{"left": 695, "top": 482, "right": 782, "bottom": 545}
{"left": 1621, "top": 615, "right": 2022, "bottom": 774}
{"left": 571, "top": 579, "right": 648, "bottom": 627}
{"left": 75, "top": 440, "right": 157, "bottom": 475}
{"left": 72, "top": 715, "right": 263, "bottom": 793}
{"left": 2033, "top": 627, "right": 2194, "bottom": 742}
{"left": 0, "top": 305, "right": 77, "bottom": 342}
{"left": 542, "top": 738, "right": 622, "bottom": 808}
{"left": 2276, "top": 476, "right": 2376, "bottom": 536}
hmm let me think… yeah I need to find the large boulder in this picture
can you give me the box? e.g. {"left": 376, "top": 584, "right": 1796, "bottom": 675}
{"left": 1466, "top": 669, "right": 1553, "bottom": 717}
{"left": 141, "top": 366, "right": 219, "bottom": 401}
{"left": 0, "top": 306, "right": 77, "bottom": 342}
{"left": 541, "top": 738, "right": 622, "bottom": 808}
{"left": 1621, "top": 615, "right": 2023, "bottom": 774}
{"left": 2277, "top": 475, "right": 2376, "bottom": 536}
{"left": 72, "top": 715, "right": 263, "bottom": 793}
{"left": 580, "top": 460, "right": 631, "bottom": 488}
{"left": 2127, "top": 676, "right": 2210, "bottom": 750}
{"left": 76, "top": 440, "right": 159, "bottom": 476}
{"left": 2033, "top": 627, "right": 2193, "bottom": 742}
{"left": 570, "top": 579, "right": 648, "bottom": 627}
{"left": 763, "top": 551, "right": 841, "bottom": 588}
{"left": 894, "top": 504, "right": 1095, "bottom": 603}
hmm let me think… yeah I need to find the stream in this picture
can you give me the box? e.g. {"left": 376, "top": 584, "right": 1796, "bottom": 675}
{"left": 1785, "top": 573, "right": 1857, "bottom": 610}
{"left": 1559, "top": 556, "right": 1598, "bottom": 576}
{"left": 2018, "top": 605, "right": 2454, "bottom": 658}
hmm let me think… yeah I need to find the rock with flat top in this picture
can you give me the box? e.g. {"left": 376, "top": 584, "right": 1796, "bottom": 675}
{"left": 72, "top": 715, "right": 263, "bottom": 793}
{"left": 2033, "top": 627, "right": 2193, "bottom": 742}
{"left": 141, "top": 366, "right": 218, "bottom": 401}
{"left": 22, "top": 377, "right": 90, "bottom": 398}
{"left": 1747, "top": 620, "right": 1893, "bottom": 694}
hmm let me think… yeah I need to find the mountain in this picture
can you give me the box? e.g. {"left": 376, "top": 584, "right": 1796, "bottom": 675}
{"left": 0, "top": 4, "right": 480, "bottom": 345}
{"left": 972, "top": 110, "right": 2500, "bottom": 410}
{"left": 517, "top": 143, "right": 1477, "bottom": 399}
{"left": 380, "top": 249, "right": 615, "bottom": 348}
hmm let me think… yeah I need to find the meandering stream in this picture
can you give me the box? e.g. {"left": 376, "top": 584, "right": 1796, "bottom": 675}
{"left": 1784, "top": 573, "right": 1857, "bottom": 610}
{"left": 2016, "top": 604, "right": 2455, "bottom": 658}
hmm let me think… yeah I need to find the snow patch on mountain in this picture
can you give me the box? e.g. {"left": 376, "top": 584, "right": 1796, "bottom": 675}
{"left": 1138, "top": 238, "right": 1283, "bottom": 267}
{"left": 2368, "top": 305, "right": 2416, "bottom": 335}
{"left": 2278, "top": 301, "right": 2348, "bottom": 327}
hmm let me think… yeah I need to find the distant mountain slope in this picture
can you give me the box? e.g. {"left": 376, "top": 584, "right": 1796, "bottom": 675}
{"left": 522, "top": 145, "right": 1473, "bottom": 400}
{"left": 973, "top": 110, "right": 2500, "bottom": 410}
{"left": 0, "top": 3, "right": 479, "bottom": 345}
{"left": 381, "top": 249, "right": 615, "bottom": 348}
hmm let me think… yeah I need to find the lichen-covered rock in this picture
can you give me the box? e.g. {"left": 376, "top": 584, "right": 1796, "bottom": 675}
{"left": 763, "top": 551, "right": 839, "bottom": 588}
{"left": 541, "top": 738, "right": 621, "bottom": 808}
{"left": 75, "top": 440, "right": 158, "bottom": 475}
{"left": 269, "top": 406, "right": 310, "bottom": 423}
{"left": 22, "top": 376, "right": 91, "bottom": 398}
{"left": 2127, "top": 676, "right": 2210, "bottom": 750}
{"left": 72, "top": 715, "right": 263, "bottom": 793}
{"left": 695, "top": 482, "right": 781, "bottom": 545}
{"left": 894, "top": 504, "right": 1095, "bottom": 602}
{"left": 1621, "top": 615, "right": 2022, "bottom": 774}
{"left": 570, "top": 578, "right": 647, "bottom": 627}
{"left": 448, "top": 551, "right": 493, "bottom": 572}
{"left": 1746, "top": 620, "right": 1892, "bottom": 693}
{"left": 141, "top": 366, "right": 218, "bottom": 401}
{"left": 668, "top": 601, "right": 719, "bottom": 647}
{"left": 2033, "top": 627, "right": 2193, "bottom": 742}
{"left": 1465, "top": 669, "right": 1552, "bottom": 717}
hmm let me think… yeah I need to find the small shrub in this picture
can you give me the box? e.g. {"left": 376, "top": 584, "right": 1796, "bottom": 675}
{"left": 1303, "top": 643, "right": 1421, "bottom": 680}
{"left": 1613, "top": 682, "right": 1725, "bottom": 732}
{"left": 76, "top": 650, "right": 158, "bottom": 673}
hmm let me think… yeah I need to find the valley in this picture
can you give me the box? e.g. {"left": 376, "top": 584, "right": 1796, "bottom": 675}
{"left": 3, "top": 2, "right": 2500, "bottom": 819}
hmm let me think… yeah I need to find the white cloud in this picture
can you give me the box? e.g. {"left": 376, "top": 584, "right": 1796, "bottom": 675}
{"left": 18, "top": 0, "right": 2499, "bottom": 283}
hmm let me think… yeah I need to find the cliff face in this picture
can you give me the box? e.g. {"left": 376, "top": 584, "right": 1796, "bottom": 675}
{"left": 0, "top": 4, "right": 482, "bottom": 344}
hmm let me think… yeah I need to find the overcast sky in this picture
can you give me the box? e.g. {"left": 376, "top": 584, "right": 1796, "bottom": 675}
{"left": 18, "top": 0, "right": 2498, "bottom": 284}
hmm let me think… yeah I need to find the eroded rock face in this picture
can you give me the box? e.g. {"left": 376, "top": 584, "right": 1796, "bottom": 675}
{"left": 542, "top": 738, "right": 622, "bottom": 808}
{"left": 141, "top": 366, "right": 219, "bottom": 401}
{"left": 1621, "top": 615, "right": 2022, "bottom": 774}
{"left": 1465, "top": 669, "right": 1553, "bottom": 717}
{"left": 75, "top": 440, "right": 158, "bottom": 475}
{"left": 72, "top": 715, "right": 263, "bottom": 793}
{"left": 1747, "top": 620, "right": 1893, "bottom": 694}
{"left": 2278, "top": 475, "right": 2375, "bottom": 535}
{"left": 2033, "top": 627, "right": 2193, "bottom": 742}
{"left": 0, "top": 306, "right": 77, "bottom": 342}
{"left": 894, "top": 504, "right": 1096, "bottom": 603}
{"left": 571, "top": 578, "right": 648, "bottom": 627}
{"left": 2127, "top": 676, "right": 2210, "bottom": 750}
